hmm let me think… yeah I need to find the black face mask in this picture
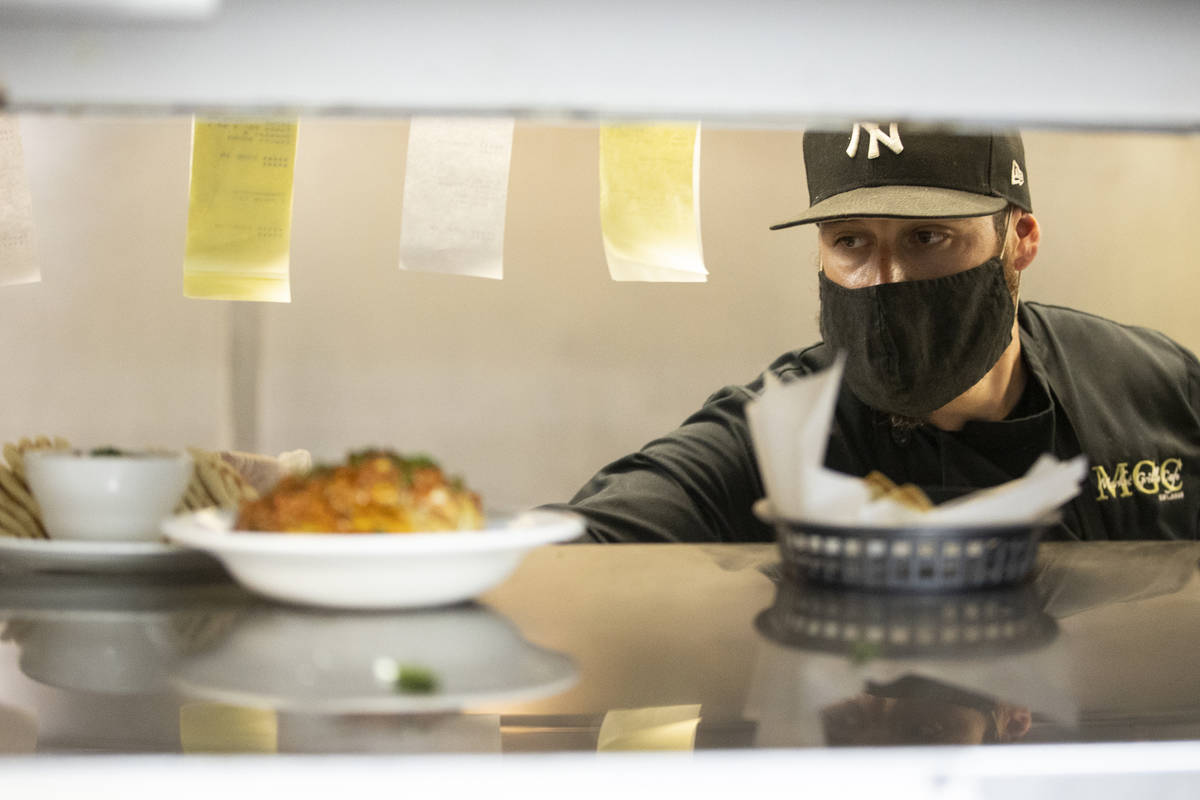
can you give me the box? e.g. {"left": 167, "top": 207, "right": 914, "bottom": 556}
{"left": 818, "top": 259, "right": 1015, "bottom": 419}
{"left": 865, "top": 675, "right": 1001, "bottom": 717}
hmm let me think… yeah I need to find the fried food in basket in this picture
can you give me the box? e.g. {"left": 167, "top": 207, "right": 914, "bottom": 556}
{"left": 863, "top": 470, "right": 934, "bottom": 512}
{"left": 235, "top": 449, "right": 484, "bottom": 533}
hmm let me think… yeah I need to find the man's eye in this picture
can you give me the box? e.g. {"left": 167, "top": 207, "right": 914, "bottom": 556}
{"left": 912, "top": 230, "right": 948, "bottom": 245}
{"left": 834, "top": 235, "right": 864, "bottom": 248}
{"left": 917, "top": 722, "right": 945, "bottom": 737}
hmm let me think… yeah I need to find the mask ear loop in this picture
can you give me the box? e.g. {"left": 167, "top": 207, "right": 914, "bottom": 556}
{"left": 997, "top": 207, "right": 1015, "bottom": 263}
{"left": 995, "top": 206, "right": 1022, "bottom": 313}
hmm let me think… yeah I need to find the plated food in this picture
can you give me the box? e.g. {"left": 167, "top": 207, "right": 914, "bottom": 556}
{"left": 0, "top": 436, "right": 257, "bottom": 541}
{"left": 181, "top": 447, "right": 258, "bottom": 513}
{"left": 159, "top": 447, "right": 581, "bottom": 608}
{"left": 0, "top": 436, "right": 72, "bottom": 539}
{"left": 161, "top": 508, "right": 583, "bottom": 609}
{"left": 235, "top": 449, "right": 483, "bottom": 534}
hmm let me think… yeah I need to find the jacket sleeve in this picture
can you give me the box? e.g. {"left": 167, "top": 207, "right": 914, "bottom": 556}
{"left": 543, "top": 386, "right": 772, "bottom": 543}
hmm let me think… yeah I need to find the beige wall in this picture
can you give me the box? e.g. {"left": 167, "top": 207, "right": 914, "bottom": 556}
{"left": 2, "top": 119, "right": 1197, "bottom": 511}
{"left": 0, "top": 118, "right": 231, "bottom": 452}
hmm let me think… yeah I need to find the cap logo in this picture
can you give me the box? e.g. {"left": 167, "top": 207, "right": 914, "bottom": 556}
{"left": 1011, "top": 159, "right": 1025, "bottom": 186}
{"left": 846, "top": 122, "right": 903, "bottom": 160}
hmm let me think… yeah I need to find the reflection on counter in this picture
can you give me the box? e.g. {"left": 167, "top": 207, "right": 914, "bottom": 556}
{"left": 3, "top": 613, "right": 237, "bottom": 695}
{"left": 755, "top": 581, "right": 1059, "bottom": 658}
{"left": 278, "top": 712, "right": 501, "bottom": 754}
{"left": 0, "top": 575, "right": 247, "bottom": 753}
{"left": 749, "top": 543, "right": 1200, "bottom": 748}
{"left": 179, "top": 703, "right": 278, "bottom": 754}
{"left": 0, "top": 572, "right": 575, "bottom": 754}
{"left": 170, "top": 603, "right": 577, "bottom": 714}
{"left": 1032, "top": 541, "right": 1200, "bottom": 618}
{"left": 2, "top": 542, "right": 1197, "bottom": 754}
{"left": 820, "top": 675, "right": 1031, "bottom": 746}
{"left": 748, "top": 581, "right": 1074, "bottom": 747}
{"left": 0, "top": 579, "right": 244, "bottom": 696}
{"left": 596, "top": 705, "right": 702, "bottom": 752}
{"left": 0, "top": 701, "right": 37, "bottom": 754}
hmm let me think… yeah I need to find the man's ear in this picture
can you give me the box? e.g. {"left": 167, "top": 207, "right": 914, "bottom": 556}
{"left": 1009, "top": 210, "right": 1040, "bottom": 273}
{"left": 992, "top": 704, "right": 1033, "bottom": 743}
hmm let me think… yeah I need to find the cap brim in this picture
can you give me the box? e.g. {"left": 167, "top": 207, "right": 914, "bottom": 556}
{"left": 769, "top": 185, "right": 1009, "bottom": 229}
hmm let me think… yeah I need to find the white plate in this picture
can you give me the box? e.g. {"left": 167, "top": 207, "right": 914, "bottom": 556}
{"left": 0, "top": 536, "right": 222, "bottom": 575}
{"left": 170, "top": 605, "right": 578, "bottom": 713}
{"left": 161, "top": 508, "right": 584, "bottom": 609}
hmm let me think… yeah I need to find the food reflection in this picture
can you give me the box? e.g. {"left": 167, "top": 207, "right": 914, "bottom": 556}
{"left": 756, "top": 579, "right": 1058, "bottom": 658}
{"left": 0, "top": 702, "right": 37, "bottom": 754}
{"left": 0, "top": 577, "right": 576, "bottom": 754}
{"left": 0, "top": 582, "right": 243, "bottom": 695}
{"left": 170, "top": 602, "right": 577, "bottom": 714}
{"left": 820, "top": 675, "right": 1031, "bottom": 746}
{"left": 748, "top": 580, "right": 1072, "bottom": 748}
{"left": 0, "top": 579, "right": 246, "bottom": 754}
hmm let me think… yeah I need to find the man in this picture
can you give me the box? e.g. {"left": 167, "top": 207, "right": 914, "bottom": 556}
{"left": 555, "top": 125, "right": 1200, "bottom": 542}
{"left": 820, "top": 676, "right": 1032, "bottom": 746}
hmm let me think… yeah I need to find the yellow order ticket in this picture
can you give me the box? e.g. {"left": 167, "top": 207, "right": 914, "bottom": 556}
{"left": 0, "top": 114, "right": 41, "bottom": 288}
{"left": 596, "top": 704, "right": 702, "bottom": 751}
{"left": 179, "top": 703, "right": 278, "bottom": 754}
{"left": 599, "top": 123, "right": 706, "bottom": 282}
{"left": 184, "top": 119, "right": 297, "bottom": 302}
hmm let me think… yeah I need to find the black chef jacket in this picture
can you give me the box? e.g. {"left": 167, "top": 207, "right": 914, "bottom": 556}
{"left": 554, "top": 302, "right": 1200, "bottom": 543}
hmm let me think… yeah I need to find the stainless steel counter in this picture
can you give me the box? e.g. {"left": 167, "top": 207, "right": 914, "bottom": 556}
{"left": 2, "top": 542, "right": 1200, "bottom": 793}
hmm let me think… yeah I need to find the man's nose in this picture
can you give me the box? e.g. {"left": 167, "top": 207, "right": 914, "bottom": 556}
{"left": 870, "top": 247, "right": 908, "bottom": 285}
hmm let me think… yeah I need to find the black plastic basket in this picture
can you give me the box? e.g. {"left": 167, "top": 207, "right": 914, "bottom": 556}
{"left": 772, "top": 515, "right": 1054, "bottom": 592}
{"left": 755, "top": 579, "right": 1058, "bottom": 658}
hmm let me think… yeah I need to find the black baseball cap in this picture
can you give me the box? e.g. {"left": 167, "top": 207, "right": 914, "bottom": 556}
{"left": 771, "top": 124, "right": 1032, "bottom": 229}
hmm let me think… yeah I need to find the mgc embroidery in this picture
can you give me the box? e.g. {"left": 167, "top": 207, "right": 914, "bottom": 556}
{"left": 1092, "top": 458, "right": 1183, "bottom": 502}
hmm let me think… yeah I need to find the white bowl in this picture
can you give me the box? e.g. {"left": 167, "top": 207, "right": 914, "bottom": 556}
{"left": 161, "top": 508, "right": 584, "bottom": 609}
{"left": 25, "top": 450, "right": 193, "bottom": 542}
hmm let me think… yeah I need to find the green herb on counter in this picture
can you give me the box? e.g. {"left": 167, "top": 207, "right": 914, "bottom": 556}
{"left": 849, "top": 641, "right": 881, "bottom": 666}
{"left": 395, "top": 665, "right": 439, "bottom": 694}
